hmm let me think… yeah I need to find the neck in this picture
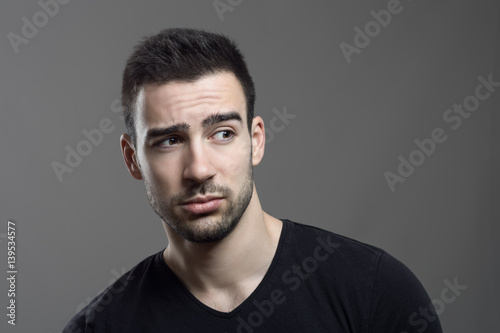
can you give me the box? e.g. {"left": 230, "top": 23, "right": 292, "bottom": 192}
{"left": 162, "top": 187, "right": 282, "bottom": 310}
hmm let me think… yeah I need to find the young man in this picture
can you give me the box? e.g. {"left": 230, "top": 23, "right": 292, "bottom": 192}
{"left": 63, "top": 28, "right": 442, "bottom": 332}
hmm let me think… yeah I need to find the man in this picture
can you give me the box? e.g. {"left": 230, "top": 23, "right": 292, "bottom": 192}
{"left": 63, "top": 28, "right": 442, "bottom": 332}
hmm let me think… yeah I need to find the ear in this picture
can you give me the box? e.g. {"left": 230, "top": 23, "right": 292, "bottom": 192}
{"left": 120, "top": 133, "right": 143, "bottom": 180}
{"left": 250, "top": 116, "right": 265, "bottom": 166}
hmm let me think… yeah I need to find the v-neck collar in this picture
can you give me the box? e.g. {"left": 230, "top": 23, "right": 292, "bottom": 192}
{"left": 156, "top": 219, "right": 289, "bottom": 319}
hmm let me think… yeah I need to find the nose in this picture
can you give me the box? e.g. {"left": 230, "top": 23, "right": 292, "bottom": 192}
{"left": 182, "top": 141, "right": 216, "bottom": 184}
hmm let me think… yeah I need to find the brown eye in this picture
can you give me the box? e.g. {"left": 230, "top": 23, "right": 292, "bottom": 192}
{"left": 167, "top": 137, "right": 179, "bottom": 145}
{"left": 156, "top": 137, "right": 181, "bottom": 147}
{"left": 213, "top": 130, "right": 235, "bottom": 141}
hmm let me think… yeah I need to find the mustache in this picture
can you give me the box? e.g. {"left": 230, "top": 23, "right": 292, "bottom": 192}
{"left": 172, "top": 181, "right": 232, "bottom": 204}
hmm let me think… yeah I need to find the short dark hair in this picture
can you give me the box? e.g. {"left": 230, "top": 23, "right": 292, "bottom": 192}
{"left": 121, "top": 28, "right": 255, "bottom": 146}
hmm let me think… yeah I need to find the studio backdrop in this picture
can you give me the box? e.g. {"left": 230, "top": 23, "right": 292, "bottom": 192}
{"left": 1, "top": 0, "right": 499, "bottom": 332}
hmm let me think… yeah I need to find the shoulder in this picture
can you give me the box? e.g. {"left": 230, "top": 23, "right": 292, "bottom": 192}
{"left": 280, "top": 220, "right": 442, "bottom": 332}
{"left": 281, "top": 219, "right": 385, "bottom": 268}
{"left": 282, "top": 219, "right": 426, "bottom": 287}
{"left": 62, "top": 251, "right": 163, "bottom": 333}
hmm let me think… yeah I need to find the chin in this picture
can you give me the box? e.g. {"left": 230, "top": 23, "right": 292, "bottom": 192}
{"left": 173, "top": 214, "right": 241, "bottom": 244}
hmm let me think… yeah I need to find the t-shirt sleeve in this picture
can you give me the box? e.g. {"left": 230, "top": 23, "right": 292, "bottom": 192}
{"left": 368, "top": 251, "right": 443, "bottom": 333}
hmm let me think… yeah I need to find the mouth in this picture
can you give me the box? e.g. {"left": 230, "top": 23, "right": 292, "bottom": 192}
{"left": 179, "top": 196, "right": 224, "bottom": 215}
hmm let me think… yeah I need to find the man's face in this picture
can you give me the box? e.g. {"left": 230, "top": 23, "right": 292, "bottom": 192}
{"left": 129, "top": 71, "right": 256, "bottom": 243}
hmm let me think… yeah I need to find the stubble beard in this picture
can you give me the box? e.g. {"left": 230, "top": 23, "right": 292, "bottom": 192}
{"left": 143, "top": 160, "right": 254, "bottom": 243}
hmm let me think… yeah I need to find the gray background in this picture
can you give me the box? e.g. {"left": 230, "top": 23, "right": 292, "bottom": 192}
{"left": 1, "top": 0, "right": 498, "bottom": 332}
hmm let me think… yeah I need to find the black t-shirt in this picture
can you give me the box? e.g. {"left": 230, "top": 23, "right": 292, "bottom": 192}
{"left": 63, "top": 219, "right": 442, "bottom": 332}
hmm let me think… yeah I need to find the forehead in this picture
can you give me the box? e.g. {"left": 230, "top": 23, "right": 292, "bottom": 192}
{"left": 136, "top": 71, "right": 246, "bottom": 130}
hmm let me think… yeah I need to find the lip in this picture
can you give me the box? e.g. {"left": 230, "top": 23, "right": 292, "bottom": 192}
{"left": 180, "top": 196, "right": 224, "bottom": 215}
{"left": 181, "top": 195, "right": 223, "bottom": 205}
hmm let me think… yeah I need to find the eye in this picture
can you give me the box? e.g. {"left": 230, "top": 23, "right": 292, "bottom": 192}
{"left": 156, "top": 136, "right": 182, "bottom": 147}
{"left": 212, "top": 130, "right": 235, "bottom": 141}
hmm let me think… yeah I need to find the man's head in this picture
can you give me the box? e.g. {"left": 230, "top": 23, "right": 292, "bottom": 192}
{"left": 120, "top": 29, "right": 265, "bottom": 244}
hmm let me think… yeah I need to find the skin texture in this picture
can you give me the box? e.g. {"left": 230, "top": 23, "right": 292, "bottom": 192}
{"left": 120, "top": 71, "right": 283, "bottom": 312}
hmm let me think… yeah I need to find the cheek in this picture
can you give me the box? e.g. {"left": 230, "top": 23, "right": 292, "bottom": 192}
{"left": 215, "top": 145, "right": 251, "bottom": 182}
{"left": 142, "top": 154, "right": 182, "bottom": 194}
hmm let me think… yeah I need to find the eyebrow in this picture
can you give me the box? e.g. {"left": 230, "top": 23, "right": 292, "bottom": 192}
{"left": 201, "top": 111, "right": 242, "bottom": 128}
{"left": 145, "top": 111, "right": 243, "bottom": 143}
{"left": 145, "top": 123, "right": 190, "bottom": 142}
